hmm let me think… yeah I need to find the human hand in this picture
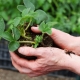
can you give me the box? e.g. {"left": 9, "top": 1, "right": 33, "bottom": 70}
{"left": 31, "top": 27, "right": 80, "bottom": 55}
{"left": 10, "top": 47, "right": 71, "bottom": 77}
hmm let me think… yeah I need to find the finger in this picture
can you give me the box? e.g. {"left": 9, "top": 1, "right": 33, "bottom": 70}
{"left": 51, "top": 28, "right": 73, "bottom": 38}
{"left": 18, "top": 46, "right": 65, "bottom": 56}
{"left": 11, "top": 57, "right": 32, "bottom": 74}
{"left": 10, "top": 51, "right": 36, "bottom": 69}
{"left": 31, "top": 26, "right": 41, "bottom": 33}
{"left": 18, "top": 46, "right": 43, "bottom": 57}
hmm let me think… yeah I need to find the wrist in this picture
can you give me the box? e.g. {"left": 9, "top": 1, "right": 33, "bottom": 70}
{"left": 68, "top": 37, "right": 80, "bottom": 55}
{"left": 60, "top": 54, "right": 73, "bottom": 70}
{"left": 62, "top": 54, "right": 80, "bottom": 75}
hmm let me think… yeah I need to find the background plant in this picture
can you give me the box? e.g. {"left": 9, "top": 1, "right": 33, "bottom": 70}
{"left": 0, "top": 0, "right": 80, "bottom": 34}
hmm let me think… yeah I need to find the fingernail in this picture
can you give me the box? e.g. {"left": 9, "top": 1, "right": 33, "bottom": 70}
{"left": 31, "top": 27, "right": 36, "bottom": 29}
{"left": 18, "top": 47, "right": 23, "bottom": 53}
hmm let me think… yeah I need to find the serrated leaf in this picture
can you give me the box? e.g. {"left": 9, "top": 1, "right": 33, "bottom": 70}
{"left": 9, "top": 41, "right": 20, "bottom": 51}
{"left": 0, "top": 18, "right": 5, "bottom": 35}
{"left": 34, "top": 35, "right": 43, "bottom": 48}
{"left": 39, "top": 21, "right": 52, "bottom": 35}
{"left": 1, "top": 31, "right": 14, "bottom": 42}
{"left": 34, "top": 10, "right": 47, "bottom": 24}
{"left": 17, "top": 5, "right": 26, "bottom": 12}
{"left": 13, "top": 17, "right": 21, "bottom": 27}
{"left": 13, "top": 27, "right": 20, "bottom": 40}
{"left": 44, "top": 28, "right": 52, "bottom": 34}
{"left": 23, "top": 0, "right": 35, "bottom": 11}
{"left": 34, "top": 35, "right": 43, "bottom": 43}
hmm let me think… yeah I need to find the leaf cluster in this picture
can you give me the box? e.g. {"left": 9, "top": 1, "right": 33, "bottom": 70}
{"left": 0, "top": 0, "right": 55, "bottom": 51}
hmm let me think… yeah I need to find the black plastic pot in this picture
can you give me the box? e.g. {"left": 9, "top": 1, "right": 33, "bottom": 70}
{"left": 0, "top": 39, "right": 16, "bottom": 70}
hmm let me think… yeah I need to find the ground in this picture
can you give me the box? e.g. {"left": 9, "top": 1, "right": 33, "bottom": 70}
{"left": 0, "top": 69, "right": 75, "bottom": 80}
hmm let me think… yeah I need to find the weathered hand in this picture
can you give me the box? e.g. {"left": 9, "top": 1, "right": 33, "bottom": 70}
{"left": 31, "top": 27, "right": 80, "bottom": 55}
{"left": 10, "top": 47, "right": 71, "bottom": 77}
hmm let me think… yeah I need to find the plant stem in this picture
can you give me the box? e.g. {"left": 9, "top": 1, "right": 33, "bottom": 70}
{"left": 19, "top": 41, "right": 35, "bottom": 44}
{"left": 25, "top": 18, "right": 32, "bottom": 31}
{"left": 22, "top": 35, "right": 32, "bottom": 40}
{"left": 42, "top": 33, "right": 44, "bottom": 39}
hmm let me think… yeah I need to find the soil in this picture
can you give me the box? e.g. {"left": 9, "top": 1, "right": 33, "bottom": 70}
{"left": 19, "top": 26, "right": 54, "bottom": 47}
{"left": 15, "top": 26, "right": 60, "bottom": 60}
{"left": 0, "top": 69, "right": 75, "bottom": 80}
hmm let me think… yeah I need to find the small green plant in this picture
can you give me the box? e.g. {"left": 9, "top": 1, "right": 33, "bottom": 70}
{"left": 0, "top": 0, "right": 56, "bottom": 51}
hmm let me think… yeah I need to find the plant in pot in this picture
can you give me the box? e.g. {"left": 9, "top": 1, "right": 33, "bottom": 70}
{"left": 0, "top": 0, "right": 57, "bottom": 60}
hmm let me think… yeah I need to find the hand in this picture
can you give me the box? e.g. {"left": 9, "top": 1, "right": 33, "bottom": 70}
{"left": 10, "top": 47, "right": 71, "bottom": 77}
{"left": 31, "top": 27, "right": 80, "bottom": 55}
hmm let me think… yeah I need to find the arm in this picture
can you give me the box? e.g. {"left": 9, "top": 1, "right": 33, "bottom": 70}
{"left": 31, "top": 27, "right": 80, "bottom": 55}
{"left": 10, "top": 47, "right": 80, "bottom": 77}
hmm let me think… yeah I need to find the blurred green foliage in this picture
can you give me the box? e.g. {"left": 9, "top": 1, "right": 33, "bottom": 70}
{"left": 0, "top": 0, "right": 80, "bottom": 34}
{"left": 0, "top": 0, "right": 22, "bottom": 23}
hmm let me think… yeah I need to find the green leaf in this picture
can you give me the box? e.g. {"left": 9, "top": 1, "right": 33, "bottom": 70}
{"left": 1, "top": 31, "right": 14, "bottom": 42}
{"left": 23, "top": 0, "right": 35, "bottom": 11}
{"left": 18, "top": 27, "right": 25, "bottom": 37}
{"left": 34, "top": 35, "right": 43, "bottom": 48}
{"left": 34, "top": 43, "right": 38, "bottom": 48}
{"left": 34, "top": 10, "right": 47, "bottom": 24}
{"left": 36, "top": 0, "right": 45, "bottom": 9}
{"left": 15, "top": 0, "right": 21, "bottom": 4}
{"left": 39, "top": 21, "right": 52, "bottom": 35}
{"left": 44, "top": 28, "right": 52, "bottom": 34}
{"left": 22, "top": 8, "right": 31, "bottom": 17}
{"left": 13, "top": 17, "right": 21, "bottom": 27}
{"left": 0, "top": 18, "right": 5, "bottom": 35}
{"left": 47, "top": 0, "right": 52, "bottom": 3}
{"left": 34, "top": 35, "right": 43, "bottom": 43}
{"left": 13, "top": 27, "right": 20, "bottom": 40}
{"left": 39, "top": 21, "right": 46, "bottom": 32}
{"left": 1, "top": 11, "right": 9, "bottom": 21}
{"left": 42, "top": 1, "right": 50, "bottom": 11}
{"left": 17, "top": 5, "right": 26, "bottom": 12}
{"left": 46, "top": 22, "right": 58, "bottom": 28}
{"left": 9, "top": 41, "right": 20, "bottom": 51}
{"left": 8, "top": 24, "right": 14, "bottom": 30}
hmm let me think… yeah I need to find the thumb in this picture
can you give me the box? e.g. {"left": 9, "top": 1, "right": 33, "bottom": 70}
{"left": 50, "top": 28, "right": 74, "bottom": 48}
{"left": 31, "top": 26, "right": 41, "bottom": 33}
{"left": 18, "top": 46, "right": 40, "bottom": 57}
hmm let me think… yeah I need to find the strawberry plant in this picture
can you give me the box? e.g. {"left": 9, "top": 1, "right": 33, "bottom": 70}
{"left": 0, "top": 0, "right": 57, "bottom": 53}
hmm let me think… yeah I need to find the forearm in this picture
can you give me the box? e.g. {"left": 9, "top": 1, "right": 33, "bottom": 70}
{"left": 62, "top": 54, "right": 80, "bottom": 75}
